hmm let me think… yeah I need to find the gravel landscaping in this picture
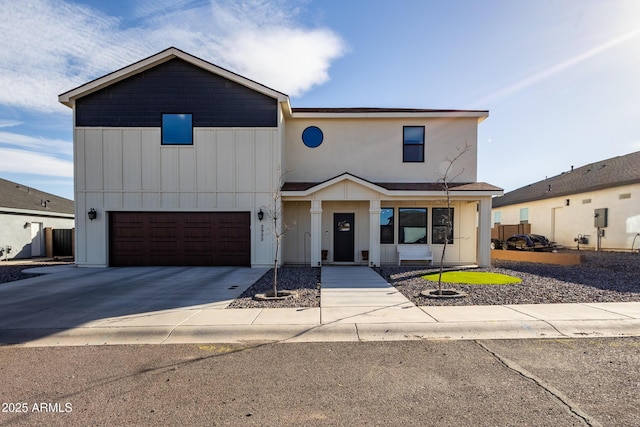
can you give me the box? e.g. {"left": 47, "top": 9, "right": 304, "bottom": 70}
{"left": 0, "top": 262, "right": 71, "bottom": 284}
{"left": 2, "top": 251, "right": 638, "bottom": 309}
{"left": 380, "top": 250, "right": 640, "bottom": 306}
{"left": 227, "top": 266, "right": 321, "bottom": 309}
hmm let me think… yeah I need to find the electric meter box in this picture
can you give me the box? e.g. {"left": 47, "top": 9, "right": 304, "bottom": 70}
{"left": 594, "top": 208, "right": 608, "bottom": 228}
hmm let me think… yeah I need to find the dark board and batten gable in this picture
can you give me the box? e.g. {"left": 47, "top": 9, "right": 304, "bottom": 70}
{"left": 75, "top": 58, "right": 278, "bottom": 128}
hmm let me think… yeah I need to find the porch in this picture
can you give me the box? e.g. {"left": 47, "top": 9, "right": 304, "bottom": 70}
{"left": 281, "top": 173, "right": 499, "bottom": 267}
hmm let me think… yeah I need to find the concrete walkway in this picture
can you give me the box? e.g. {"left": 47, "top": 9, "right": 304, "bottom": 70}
{"left": 0, "top": 265, "right": 639, "bottom": 347}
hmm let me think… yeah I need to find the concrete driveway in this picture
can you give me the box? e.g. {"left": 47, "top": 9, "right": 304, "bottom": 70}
{"left": 0, "top": 265, "right": 268, "bottom": 343}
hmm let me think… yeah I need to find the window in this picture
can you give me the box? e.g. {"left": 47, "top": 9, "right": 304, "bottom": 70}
{"left": 162, "top": 114, "right": 193, "bottom": 145}
{"left": 432, "top": 208, "right": 454, "bottom": 244}
{"left": 582, "top": 199, "right": 592, "bottom": 204}
{"left": 620, "top": 193, "right": 631, "bottom": 200}
{"left": 519, "top": 207, "right": 529, "bottom": 224}
{"left": 403, "top": 126, "right": 424, "bottom": 162}
{"left": 399, "top": 208, "right": 427, "bottom": 243}
{"left": 493, "top": 211, "right": 501, "bottom": 226}
{"left": 380, "top": 208, "right": 394, "bottom": 244}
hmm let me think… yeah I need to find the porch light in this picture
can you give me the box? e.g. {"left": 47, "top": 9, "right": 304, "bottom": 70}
{"left": 88, "top": 208, "right": 97, "bottom": 221}
{"left": 258, "top": 209, "right": 264, "bottom": 221}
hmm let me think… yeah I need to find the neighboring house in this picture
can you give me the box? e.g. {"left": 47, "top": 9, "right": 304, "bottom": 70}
{"left": 0, "top": 178, "right": 75, "bottom": 260}
{"left": 59, "top": 47, "right": 501, "bottom": 268}
{"left": 492, "top": 151, "right": 640, "bottom": 251}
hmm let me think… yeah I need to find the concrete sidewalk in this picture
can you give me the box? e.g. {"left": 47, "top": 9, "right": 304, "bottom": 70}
{"left": 1, "top": 265, "right": 639, "bottom": 347}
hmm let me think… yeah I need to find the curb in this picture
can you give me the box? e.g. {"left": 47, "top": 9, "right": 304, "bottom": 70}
{"left": 4, "top": 318, "right": 640, "bottom": 347}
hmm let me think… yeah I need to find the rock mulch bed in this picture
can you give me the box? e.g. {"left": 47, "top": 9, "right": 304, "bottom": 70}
{"left": 232, "top": 251, "right": 639, "bottom": 308}
{"left": 379, "top": 250, "right": 640, "bottom": 306}
{"left": 0, "top": 262, "right": 70, "bottom": 284}
{"left": 227, "top": 267, "right": 321, "bottom": 309}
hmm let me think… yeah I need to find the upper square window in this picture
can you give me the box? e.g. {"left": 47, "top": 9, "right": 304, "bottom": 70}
{"left": 162, "top": 114, "right": 193, "bottom": 145}
{"left": 403, "top": 126, "right": 424, "bottom": 162}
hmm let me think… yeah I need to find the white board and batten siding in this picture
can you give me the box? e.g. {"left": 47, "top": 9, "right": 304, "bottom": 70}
{"left": 74, "top": 127, "right": 280, "bottom": 267}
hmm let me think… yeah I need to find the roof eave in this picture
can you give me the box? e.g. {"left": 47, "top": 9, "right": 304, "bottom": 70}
{"left": 282, "top": 173, "right": 503, "bottom": 198}
{"left": 492, "top": 178, "right": 640, "bottom": 208}
{"left": 58, "top": 47, "right": 289, "bottom": 108}
{"left": 289, "top": 110, "right": 489, "bottom": 121}
{"left": 0, "top": 207, "right": 74, "bottom": 218}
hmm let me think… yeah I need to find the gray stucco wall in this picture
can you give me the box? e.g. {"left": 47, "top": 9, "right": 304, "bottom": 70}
{"left": 0, "top": 213, "right": 74, "bottom": 260}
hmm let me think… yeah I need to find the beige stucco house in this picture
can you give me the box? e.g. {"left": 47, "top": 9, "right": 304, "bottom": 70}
{"left": 492, "top": 151, "right": 640, "bottom": 251}
{"left": 59, "top": 47, "right": 501, "bottom": 268}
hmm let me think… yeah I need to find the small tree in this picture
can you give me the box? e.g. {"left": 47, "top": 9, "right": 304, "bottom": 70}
{"left": 436, "top": 142, "right": 471, "bottom": 295}
{"left": 263, "top": 169, "right": 295, "bottom": 297}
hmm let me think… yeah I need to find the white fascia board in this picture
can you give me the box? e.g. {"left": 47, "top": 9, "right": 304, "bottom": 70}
{"left": 0, "top": 207, "right": 74, "bottom": 219}
{"left": 59, "top": 48, "right": 290, "bottom": 107}
{"left": 289, "top": 111, "right": 489, "bottom": 122}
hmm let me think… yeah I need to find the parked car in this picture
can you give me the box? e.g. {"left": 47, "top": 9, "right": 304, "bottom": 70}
{"left": 503, "top": 234, "right": 555, "bottom": 251}
{"left": 490, "top": 239, "right": 502, "bottom": 250}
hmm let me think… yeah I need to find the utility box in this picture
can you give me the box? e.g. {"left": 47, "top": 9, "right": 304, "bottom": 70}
{"left": 594, "top": 208, "right": 608, "bottom": 228}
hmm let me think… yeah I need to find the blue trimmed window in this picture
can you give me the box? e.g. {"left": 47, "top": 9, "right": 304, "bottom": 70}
{"left": 403, "top": 126, "right": 424, "bottom": 162}
{"left": 162, "top": 114, "right": 193, "bottom": 145}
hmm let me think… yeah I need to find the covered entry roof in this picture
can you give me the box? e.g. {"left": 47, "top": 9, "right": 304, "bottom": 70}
{"left": 282, "top": 172, "right": 502, "bottom": 197}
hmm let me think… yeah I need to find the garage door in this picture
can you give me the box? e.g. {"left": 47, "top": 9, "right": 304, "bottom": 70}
{"left": 109, "top": 212, "right": 250, "bottom": 266}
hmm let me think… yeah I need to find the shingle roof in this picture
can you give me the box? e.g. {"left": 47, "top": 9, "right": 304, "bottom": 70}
{"left": 492, "top": 150, "right": 640, "bottom": 208}
{"left": 282, "top": 172, "right": 502, "bottom": 193}
{"left": 0, "top": 178, "right": 74, "bottom": 215}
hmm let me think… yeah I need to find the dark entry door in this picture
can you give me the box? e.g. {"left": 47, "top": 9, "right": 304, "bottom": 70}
{"left": 334, "top": 213, "right": 355, "bottom": 262}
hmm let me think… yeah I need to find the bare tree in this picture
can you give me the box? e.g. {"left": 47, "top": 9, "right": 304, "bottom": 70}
{"left": 263, "top": 169, "right": 295, "bottom": 297}
{"left": 436, "top": 142, "right": 471, "bottom": 295}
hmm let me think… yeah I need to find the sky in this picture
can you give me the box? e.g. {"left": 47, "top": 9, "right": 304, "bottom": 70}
{"left": 1, "top": 0, "right": 639, "bottom": 201}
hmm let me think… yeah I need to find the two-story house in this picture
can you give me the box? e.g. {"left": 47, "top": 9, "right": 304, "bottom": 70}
{"left": 59, "top": 47, "right": 501, "bottom": 268}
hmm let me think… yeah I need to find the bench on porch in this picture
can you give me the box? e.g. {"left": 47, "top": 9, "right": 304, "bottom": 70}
{"left": 397, "top": 244, "right": 433, "bottom": 266}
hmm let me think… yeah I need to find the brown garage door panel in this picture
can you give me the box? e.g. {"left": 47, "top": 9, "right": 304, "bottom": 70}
{"left": 109, "top": 212, "right": 251, "bottom": 266}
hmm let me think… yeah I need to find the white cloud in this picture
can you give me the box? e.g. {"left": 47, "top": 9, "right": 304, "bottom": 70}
{"left": 223, "top": 27, "right": 345, "bottom": 96}
{"left": 0, "top": 0, "right": 346, "bottom": 113}
{"left": 0, "top": 120, "right": 22, "bottom": 128}
{"left": 0, "top": 131, "right": 73, "bottom": 157}
{"left": 0, "top": 148, "right": 73, "bottom": 178}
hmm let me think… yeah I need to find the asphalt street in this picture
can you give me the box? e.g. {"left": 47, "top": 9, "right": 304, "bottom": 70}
{"left": 1, "top": 338, "right": 638, "bottom": 426}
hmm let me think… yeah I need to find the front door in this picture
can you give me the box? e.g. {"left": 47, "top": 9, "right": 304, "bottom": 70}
{"left": 334, "top": 213, "right": 355, "bottom": 262}
{"left": 30, "top": 222, "right": 43, "bottom": 257}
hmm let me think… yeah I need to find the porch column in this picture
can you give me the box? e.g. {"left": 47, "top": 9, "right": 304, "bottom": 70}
{"left": 369, "top": 199, "right": 381, "bottom": 267}
{"left": 477, "top": 197, "right": 492, "bottom": 267}
{"left": 310, "top": 199, "right": 323, "bottom": 267}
